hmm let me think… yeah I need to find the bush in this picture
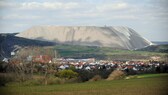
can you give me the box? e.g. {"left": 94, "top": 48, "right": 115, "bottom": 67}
{"left": 107, "top": 70, "right": 126, "bottom": 80}
{"left": 21, "top": 80, "right": 41, "bottom": 86}
{"left": 0, "top": 73, "right": 15, "bottom": 86}
{"left": 45, "top": 77, "right": 65, "bottom": 85}
{"left": 0, "top": 61, "right": 8, "bottom": 72}
{"left": 76, "top": 70, "right": 95, "bottom": 82}
{"left": 65, "top": 77, "right": 79, "bottom": 83}
{"left": 56, "top": 70, "right": 78, "bottom": 79}
{"left": 89, "top": 75, "right": 102, "bottom": 81}
{"left": 13, "top": 76, "right": 65, "bottom": 86}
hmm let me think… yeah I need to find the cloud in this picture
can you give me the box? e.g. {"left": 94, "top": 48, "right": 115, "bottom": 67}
{"left": 0, "top": 1, "right": 79, "bottom": 10}
{"left": 1, "top": 14, "right": 42, "bottom": 20}
{"left": 96, "top": 2, "right": 128, "bottom": 12}
{"left": 0, "top": 1, "right": 17, "bottom": 9}
{"left": 0, "top": 0, "right": 168, "bottom": 41}
{"left": 21, "top": 2, "right": 79, "bottom": 10}
{"left": 110, "top": 15, "right": 138, "bottom": 20}
{"left": 0, "top": 1, "right": 164, "bottom": 23}
{"left": 0, "top": 22, "right": 30, "bottom": 33}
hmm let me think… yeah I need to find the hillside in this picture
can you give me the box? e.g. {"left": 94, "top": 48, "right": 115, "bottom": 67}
{"left": 0, "top": 33, "right": 56, "bottom": 59}
{"left": 0, "top": 33, "right": 166, "bottom": 60}
{"left": 137, "top": 44, "right": 168, "bottom": 53}
{"left": 152, "top": 41, "right": 168, "bottom": 45}
{"left": 16, "top": 26, "right": 152, "bottom": 50}
{"left": 51, "top": 45, "right": 166, "bottom": 60}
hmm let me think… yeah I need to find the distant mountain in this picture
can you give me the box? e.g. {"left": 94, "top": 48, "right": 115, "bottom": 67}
{"left": 0, "top": 33, "right": 56, "bottom": 60}
{"left": 137, "top": 44, "right": 168, "bottom": 53}
{"left": 152, "top": 41, "right": 168, "bottom": 45}
{"left": 16, "top": 26, "right": 153, "bottom": 50}
{"left": 137, "top": 41, "right": 168, "bottom": 53}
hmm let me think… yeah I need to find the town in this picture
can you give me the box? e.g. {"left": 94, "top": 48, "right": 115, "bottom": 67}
{"left": 2, "top": 54, "right": 168, "bottom": 75}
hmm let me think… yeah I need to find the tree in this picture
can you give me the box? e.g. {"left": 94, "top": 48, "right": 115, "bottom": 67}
{"left": 9, "top": 46, "right": 58, "bottom": 83}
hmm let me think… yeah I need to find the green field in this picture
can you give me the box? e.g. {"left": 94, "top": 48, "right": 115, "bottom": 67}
{"left": 53, "top": 45, "right": 167, "bottom": 60}
{"left": 0, "top": 74, "right": 168, "bottom": 95}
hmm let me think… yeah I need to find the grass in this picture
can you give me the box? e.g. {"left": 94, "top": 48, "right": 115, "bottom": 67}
{"left": 136, "top": 73, "right": 168, "bottom": 78}
{"left": 52, "top": 45, "right": 167, "bottom": 60}
{"left": 0, "top": 74, "right": 168, "bottom": 95}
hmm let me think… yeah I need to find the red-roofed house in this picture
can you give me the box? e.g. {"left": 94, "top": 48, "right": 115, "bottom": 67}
{"left": 33, "top": 55, "right": 52, "bottom": 63}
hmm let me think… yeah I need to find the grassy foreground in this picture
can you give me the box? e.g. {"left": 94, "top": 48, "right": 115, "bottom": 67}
{"left": 0, "top": 74, "right": 168, "bottom": 95}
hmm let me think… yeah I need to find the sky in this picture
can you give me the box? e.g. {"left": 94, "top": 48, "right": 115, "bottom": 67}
{"left": 0, "top": 0, "right": 168, "bottom": 41}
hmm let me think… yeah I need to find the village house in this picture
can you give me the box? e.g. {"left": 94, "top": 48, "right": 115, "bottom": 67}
{"left": 33, "top": 55, "right": 52, "bottom": 64}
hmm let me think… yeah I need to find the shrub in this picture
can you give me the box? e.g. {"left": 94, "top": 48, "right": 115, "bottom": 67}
{"left": 107, "top": 70, "right": 126, "bottom": 80}
{"left": 46, "top": 77, "right": 65, "bottom": 85}
{"left": 76, "top": 70, "right": 95, "bottom": 82}
{"left": 15, "top": 76, "right": 65, "bottom": 86}
{"left": 21, "top": 80, "right": 41, "bottom": 86}
{"left": 56, "top": 70, "right": 78, "bottom": 79}
{"left": 89, "top": 75, "right": 102, "bottom": 81}
{"left": 65, "top": 77, "right": 79, "bottom": 83}
{"left": 0, "top": 73, "right": 15, "bottom": 86}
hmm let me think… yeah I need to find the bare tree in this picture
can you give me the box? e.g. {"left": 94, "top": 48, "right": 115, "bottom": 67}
{"left": 8, "top": 46, "right": 58, "bottom": 84}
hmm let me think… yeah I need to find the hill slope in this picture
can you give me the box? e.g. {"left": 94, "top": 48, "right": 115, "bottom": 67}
{"left": 16, "top": 26, "right": 152, "bottom": 50}
{"left": 52, "top": 45, "right": 166, "bottom": 60}
{"left": 152, "top": 41, "right": 168, "bottom": 45}
{"left": 137, "top": 44, "right": 168, "bottom": 53}
{"left": 0, "top": 34, "right": 55, "bottom": 59}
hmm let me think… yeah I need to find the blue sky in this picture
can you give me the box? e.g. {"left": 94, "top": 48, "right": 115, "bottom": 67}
{"left": 0, "top": 0, "right": 168, "bottom": 41}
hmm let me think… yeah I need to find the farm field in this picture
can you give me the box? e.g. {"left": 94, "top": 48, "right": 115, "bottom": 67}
{"left": 53, "top": 45, "right": 167, "bottom": 60}
{"left": 0, "top": 74, "right": 168, "bottom": 95}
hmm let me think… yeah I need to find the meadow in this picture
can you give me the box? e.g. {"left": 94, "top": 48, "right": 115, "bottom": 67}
{"left": 0, "top": 74, "right": 167, "bottom": 95}
{"left": 53, "top": 45, "right": 167, "bottom": 60}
